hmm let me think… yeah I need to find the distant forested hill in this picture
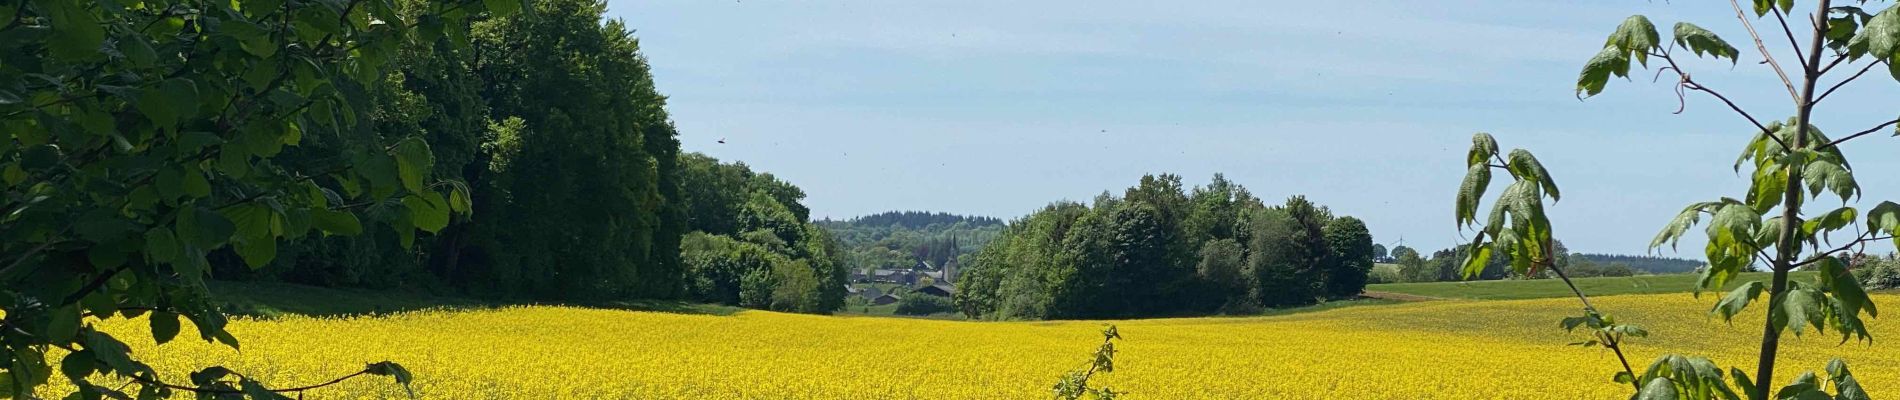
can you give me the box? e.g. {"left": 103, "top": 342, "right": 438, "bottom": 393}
{"left": 826, "top": 211, "right": 1003, "bottom": 230}
{"left": 818, "top": 212, "right": 1006, "bottom": 271}
{"left": 1569, "top": 253, "right": 1705, "bottom": 274}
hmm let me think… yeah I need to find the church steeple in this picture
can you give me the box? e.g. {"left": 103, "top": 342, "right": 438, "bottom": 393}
{"left": 946, "top": 233, "right": 959, "bottom": 282}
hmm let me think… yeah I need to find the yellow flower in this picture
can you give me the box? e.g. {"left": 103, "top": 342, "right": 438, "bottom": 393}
{"left": 40, "top": 294, "right": 1900, "bottom": 399}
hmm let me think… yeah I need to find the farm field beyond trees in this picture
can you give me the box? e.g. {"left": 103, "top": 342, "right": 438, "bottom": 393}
{"left": 41, "top": 287, "right": 1899, "bottom": 399}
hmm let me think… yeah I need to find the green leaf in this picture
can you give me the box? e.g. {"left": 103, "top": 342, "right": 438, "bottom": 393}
{"left": 1738, "top": 121, "right": 1779, "bottom": 171}
{"left": 1747, "top": 166, "right": 1787, "bottom": 214}
{"left": 143, "top": 227, "right": 179, "bottom": 264}
{"left": 1467, "top": 133, "right": 1498, "bottom": 166}
{"left": 1776, "top": 287, "right": 1826, "bottom": 336}
{"left": 1803, "top": 159, "right": 1856, "bottom": 202}
{"left": 136, "top": 79, "right": 201, "bottom": 128}
{"left": 1702, "top": 203, "right": 1759, "bottom": 281}
{"left": 1829, "top": 359, "right": 1870, "bottom": 400}
{"left": 1818, "top": 256, "right": 1876, "bottom": 319}
{"left": 393, "top": 139, "right": 434, "bottom": 194}
{"left": 1827, "top": 15, "right": 1861, "bottom": 48}
{"left": 365, "top": 361, "right": 414, "bottom": 384}
{"left": 59, "top": 350, "right": 94, "bottom": 382}
{"left": 84, "top": 331, "right": 134, "bottom": 374}
{"left": 212, "top": 328, "right": 241, "bottom": 350}
{"left": 1776, "top": 372, "right": 1827, "bottom": 400}
{"left": 364, "top": 0, "right": 405, "bottom": 29}
{"left": 1674, "top": 22, "right": 1740, "bottom": 63}
{"left": 1870, "top": 201, "right": 1900, "bottom": 234}
{"left": 176, "top": 207, "right": 235, "bottom": 249}
{"left": 190, "top": 366, "right": 233, "bottom": 387}
{"left": 1618, "top": 324, "right": 1648, "bottom": 338}
{"left": 3, "top": 163, "right": 25, "bottom": 186}
{"left": 149, "top": 312, "right": 181, "bottom": 345}
{"left": 79, "top": 292, "right": 115, "bottom": 322}
{"left": 241, "top": 379, "right": 294, "bottom": 400}
{"left": 449, "top": 184, "right": 473, "bottom": 214}
{"left": 1711, "top": 281, "right": 1764, "bottom": 322}
{"left": 1505, "top": 149, "right": 1559, "bottom": 201}
{"left": 232, "top": 236, "right": 278, "bottom": 269}
{"left": 1637, "top": 377, "right": 1679, "bottom": 400}
{"left": 403, "top": 192, "right": 451, "bottom": 233}
{"left": 46, "top": 305, "right": 80, "bottom": 343}
{"left": 1652, "top": 202, "right": 1717, "bottom": 250}
{"left": 391, "top": 209, "right": 417, "bottom": 248}
{"left": 1802, "top": 207, "right": 1857, "bottom": 239}
{"left": 220, "top": 203, "right": 277, "bottom": 241}
{"left": 1577, "top": 46, "right": 1631, "bottom": 98}
{"left": 42, "top": 0, "right": 106, "bottom": 61}
{"left": 175, "top": 131, "right": 224, "bottom": 154}
{"left": 1731, "top": 368, "right": 1761, "bottom": 400}
{"left": 1861, "top": 5, "right": 1900, "bottom": 59}
{"left": 284, "top": 120, "right": 303, "bottom": 146}
{"left": 1608, "top": 15, "right": 1661, "bottom": 65}
{"left": 1461, "top": 236, "right": 1493, "bottom": 279}
{"left": 121, "top": 35, "right": 157, "bottom": 67}
{"left": 359, "top": 151, "right": 402, "bottom": 199}
{"left": 1455, "top": 163, "right": 1490, "bottom": 227}
{"left": 365, "top": 361, "right": 417, "bottom": 398}
{"left": 182, "top": 168, "right": 211, "bottom": 199}
{"left": 1560, "top": 315, "right": 1594, "bottom": 331}
{"left": 310, "top": 209, "right": 363, "bottom": 235}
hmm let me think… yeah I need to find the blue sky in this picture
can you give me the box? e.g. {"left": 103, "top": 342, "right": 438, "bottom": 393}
{"left": 602, "top": 0, "right": 1900, "bottom": 256}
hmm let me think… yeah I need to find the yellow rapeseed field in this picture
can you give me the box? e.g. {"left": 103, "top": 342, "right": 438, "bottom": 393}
{"left": 44, "top": 293, "right": 1900, "bottom": 399}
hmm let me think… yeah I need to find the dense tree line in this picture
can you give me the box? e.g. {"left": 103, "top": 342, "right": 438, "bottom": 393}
{"left": 204, "top": 0, "right": 681, "bottom": 302}
{"left": 0, "top": 0, "right": 523, "bottom": 395}
{"left": 822, "top": 211, "right": 1002, "bottom": 230}
{"left": 1396, "top": 245, "right": 1512, "bottom": 283}
{"left": 1560, "top": 260, "right": 1637, "bottom": 278}
{"left": 186, "top": 0, "right": 843, "bottom": 311}
{"left": 952, "top": 174, "right": 1374, "bottom": 319}
{"left": 676, "top": 154, "right": 846, "bottom": 313}
{"left": 818, "top": 211, "right": 1004, "bottom": 271}
{"left": 1567, "top": 253, "right": 1703, "bottom": 274}
{"left": 1391, "top": 241, "right": 1688, "bottom": 282}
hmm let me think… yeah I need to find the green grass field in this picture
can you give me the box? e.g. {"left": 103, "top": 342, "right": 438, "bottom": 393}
{"left": 1365, "top": 271, "right": 1814, "bottom": 300}
{"left": 1372, "top": 263, "right": 1401, "bottom": 273}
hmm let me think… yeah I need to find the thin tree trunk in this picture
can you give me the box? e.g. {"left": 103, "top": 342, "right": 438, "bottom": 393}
{"left": 1756, "top": 1, "right": 1831, "bottom": 397}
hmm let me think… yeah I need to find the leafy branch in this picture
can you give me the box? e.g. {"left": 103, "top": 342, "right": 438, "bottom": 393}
{"left": 1456, "top": 134, "right": 1643, "bottom": 390}
{"left": 1, "top": 322, "right": 413, "bottom": 399}
{"left": 1522, "top": 0, "right": 1896, "bottom": 398}
{"left": 1052, "top": 325, "right": 1121, "bottom": 400}
{"left": 0, "top": 0, "right": 512, "bottom": 397}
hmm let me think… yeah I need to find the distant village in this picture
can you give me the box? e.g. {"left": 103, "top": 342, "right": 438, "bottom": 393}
{"left": 846, "top": 259, "right": 957, "bottom": 306}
